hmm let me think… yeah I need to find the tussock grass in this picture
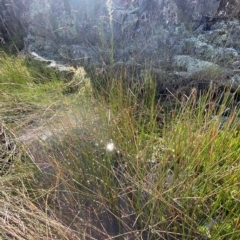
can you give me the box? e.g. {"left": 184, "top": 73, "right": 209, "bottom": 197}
{"left": 34, "top": 78, "right": 239, "bottom": 239}
{"left": 0, "top": 53, "right": 240, "bottom": 239}
{"left": 0, "top": 176, "right": 81, "bottom": 240}
{"left": 0, "top": 52, "right": 67, "bottom": 125}
{"left": 0, "top": 121, "right": 81, "bottom": 239}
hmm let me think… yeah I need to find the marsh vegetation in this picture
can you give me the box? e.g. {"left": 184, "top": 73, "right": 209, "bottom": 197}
{"left": 0, "top": 52, "right": 240, "bottom": 239}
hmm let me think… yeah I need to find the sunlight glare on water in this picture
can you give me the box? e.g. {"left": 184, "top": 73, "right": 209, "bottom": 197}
{"left": 106, "top": 142, "right": 115, "bottom": 152}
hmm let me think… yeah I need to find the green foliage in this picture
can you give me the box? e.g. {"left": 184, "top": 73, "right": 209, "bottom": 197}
{"left": 0, "top": 53, "right": 239, "bottom": 239}
{"left": 35, "top": 71, "right": 240, "bottom": 239}
{"left": 0, "top": 52, "right": 67, "bottom": 124}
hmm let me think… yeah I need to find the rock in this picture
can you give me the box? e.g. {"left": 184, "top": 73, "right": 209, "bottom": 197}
{"left": 175, "top": 0, "right": 220, "bottom": 29}
{"left": 1, "top": 0, "right": 240, "bottom": 97}
{"left": 0, "top": 0, "right": 28, "bottom": 51}
{"left": 24, "top": 36, "right": 58, "bottom": 58}
{"left": 181, "top": 36, "right": 238, "bottom": 65}
{"left": 173, "top": 55, "right": 220, "bottom": 75}
{"left": 202, "top": 20, "right": 240, "bottom": 54}
{"left": 229, "top": 74, "right": 240, "bottom": 91}
{"left": 29, "top": 52, "right": 74, "bottom": 79}
{"left": 232, "top": 61, "right": 240, "bottom": 69}
{"left": 216, "top": 0, "right": 240, "bottom": 18}
{"left": 30, "top": 52, "right": 73, "bottom": 73}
